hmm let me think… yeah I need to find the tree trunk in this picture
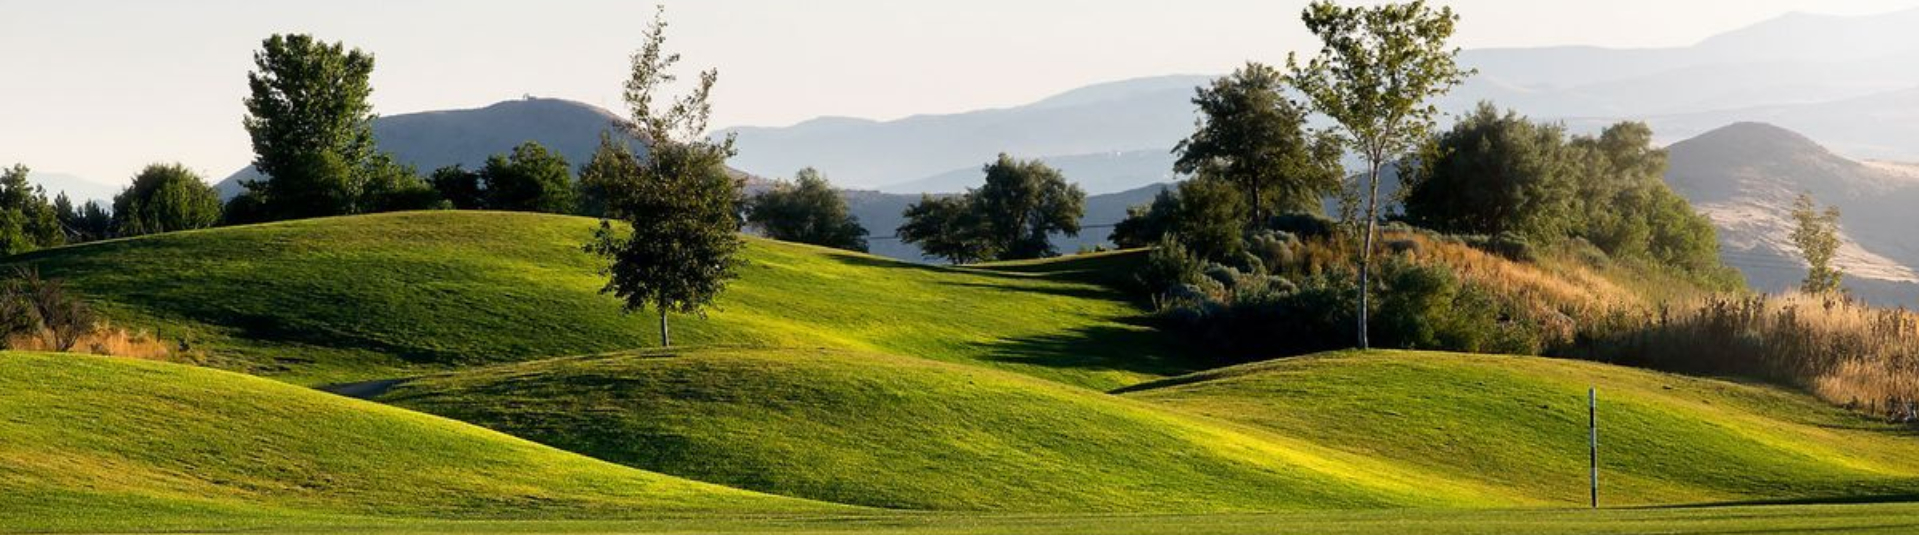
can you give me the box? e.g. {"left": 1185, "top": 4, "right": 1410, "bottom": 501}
{"left": 1357, "top": 163, "right": 1381, "bottom": 350}
{"left": 659, "top": 307, "right": 671, "bottom": 348}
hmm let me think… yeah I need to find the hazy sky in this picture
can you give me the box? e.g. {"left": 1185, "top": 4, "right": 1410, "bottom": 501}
{"left": 5, "top": 0, "right": 1919, "bottom": 187}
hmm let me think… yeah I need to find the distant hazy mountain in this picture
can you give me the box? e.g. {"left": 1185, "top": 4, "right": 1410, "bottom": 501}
{"left": 217, "top": 98, "right": 639, "bottom": 198}
{"left": 723, "top": 8, "right": 1919, "bottom": 196}
{"left": 879, "top": 150, "right": 1178, "bottom": 195}
{"left": 1666, "top": 122, "right": 1919, "bottom": 306}
{"left": 720, "top": 76, "right": 1208, "bottom": 190}
{"left": 26, "top": 171, "right": 121, "bottom": 205}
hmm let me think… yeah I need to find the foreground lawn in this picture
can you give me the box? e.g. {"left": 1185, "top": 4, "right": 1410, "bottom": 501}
{"left": 0, "top": 352, "right": 831, "bottom": 525}
{"left": 16, "top": 503, "right": 1919, "bottom": 534}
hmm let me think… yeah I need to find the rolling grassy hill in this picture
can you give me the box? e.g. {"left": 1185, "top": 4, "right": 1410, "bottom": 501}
{"left": 374, "top": 347, "right": 1919, "bottom": 513}
{"left": 0, "top": 351, "right": 832, "bottom": 532}
{"left": 373, "top": 347, "right": 1505, "bottom": 512}
{"left": 5, "top": 211, "right": 1191, "bottom": 389}
{"left": 1122, "top": 350, "right": 1919, "bottom": 506}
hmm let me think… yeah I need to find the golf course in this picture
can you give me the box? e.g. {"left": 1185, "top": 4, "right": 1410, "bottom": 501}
{"left": 4, "top": 211, "right": 1918, "bottom": 534}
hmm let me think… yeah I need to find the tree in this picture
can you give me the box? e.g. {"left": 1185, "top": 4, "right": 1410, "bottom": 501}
{"left": 897, "top": 155, "right": 1086, "bottom": 263}
{"left": 748, "top": 168, "right": 868, "bottom": 252}
{"left": 1400, "top": 103, "right": 1574, "bottom": 242}
{"left": 1111, "top": 187, "right": 1180, "bottom": 249}
{"left": 52, "top": 193, "right": 110, "bottom": 243}
{"left": 358, "top": 153, "right": 443, "bottom": 213}
{"left": 584, "top": 5, "right": 744, "bottom": 348}
{"left": 576, "top": 132, "right": 644, "bottom": 218}
{"left": 1288, "top": 0, "right": 1471, "bottom": 349}
{"left": 111, "top": 163, "right": 224, "bottom": 237}
{"left": 240, "top": 33, "right": 381, "bottom": 220}
{"left": 1790, "top": 192, "right": 1844, "bottom": 295}
{"left": 972, "top": 154, "right": 1085, "bottom": 259}
{"left": 428, "top": 165, "right": 485, "bottom": 210}
{"left": 1175, "top": 62, "right": 1343, "bottom": 226}
{"left": 483, "top": 142, "right": 576, "bottom": 213}
{"left": 0, "top": 164, "right": 65, "bottom": 256}
{"left": 897, "top": 194, "right": 993, "bottom": 264}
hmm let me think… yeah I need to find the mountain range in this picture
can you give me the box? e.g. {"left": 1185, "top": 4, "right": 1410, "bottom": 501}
{"left": 717, "top": 8, "right": 1919, "bottom": 192}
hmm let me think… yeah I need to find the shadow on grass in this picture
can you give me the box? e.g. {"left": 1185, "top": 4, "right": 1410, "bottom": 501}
{"left": 1643, "top": 491, "right": 1919, "bottom": 509}
{"left": 968, "top": 321, "right": 1205, "bottom": 380}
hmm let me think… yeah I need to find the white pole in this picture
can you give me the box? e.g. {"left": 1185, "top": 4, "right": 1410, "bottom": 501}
{"left": 1589, "top": 386, "right": 1598, "bottom": 509}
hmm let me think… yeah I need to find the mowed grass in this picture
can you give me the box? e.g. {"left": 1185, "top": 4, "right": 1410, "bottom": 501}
{"left": 375, "top": 347, "right": 1511, "bottom": 512}
{"left": 5, "top": 211, "right": 1190, "bottom": 388}
{"left": 20, "top": 503, "right": 1919, "bottom": 534}
{"left": 0, "top": 351, "right": 835, "bottom": 532}
{"left": 1122, "top": 350, "right": 1919, "bottom": 507}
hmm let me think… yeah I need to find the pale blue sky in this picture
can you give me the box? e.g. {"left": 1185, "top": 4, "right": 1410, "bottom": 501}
{"left": 5, "top": 0, "right": 1919, "bottom": 188}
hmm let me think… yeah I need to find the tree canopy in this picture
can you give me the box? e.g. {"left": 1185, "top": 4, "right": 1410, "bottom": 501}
{"left": 748, "top": 168, "right": 868, "bottom": 252}
{"left": 584, "top": 5, "right": 743, "bottom": 348}
{"left": 0, "top": 164, "right": 65, "bottom": 256}
{"left": 1790, "top": 193, "right": 1845, "bottom": 295}
{"left": 897, "top": 154, "right": 1086, "bottom": 263}
{"left": 1175, "top": 62, "right": 1343, "bottom": 226}
{"left": 111, "top": 163, "right": 224, "bottom": 237}
{"left": 482, "top": 141, "right": 576, "bottom": 213}
{"left": 1400, "top": 103, "right": 1573, "bottom": 242}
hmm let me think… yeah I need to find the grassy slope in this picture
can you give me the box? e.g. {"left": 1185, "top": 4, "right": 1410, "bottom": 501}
{"left": 0, "top": 351, "right": 831, "bottom": 530}
{"left": 1123, "top": 350, "right": 1919, "bottom": 506}
{"left": 376, "top": 347, "right": 1509, "bottom": 512}
{"left": 6, "top": 211, "right": 1188, "bottom": 389}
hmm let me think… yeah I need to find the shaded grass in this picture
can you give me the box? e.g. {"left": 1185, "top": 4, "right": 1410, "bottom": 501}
{"left": 4, "top": 211, "right": 1193, "bottom": 389}
{"left": 1123, "top": 350, "right": 1919, "bottom": 507}
{"left": 0, "top": 351, "right": 833, "bottom": 529}
{"left": 375, "top": 347, "right": 1508, "bottom": 512}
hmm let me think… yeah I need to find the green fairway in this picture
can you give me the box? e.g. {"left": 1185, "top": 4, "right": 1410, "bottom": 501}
{"left": 1122, "top": 350, "right": 1919, "bottom": 506}
{"left": 16, "top": 503, "right": 1919, "bottom": 534}
{"left": 5, "top": 211, "right": 1190, "bottom": 389}
{"left": 374, "top": 347, "right": 1499, "bottom": 512}
{"left": 0, "top": 351, "right": 835, "bottom": 531}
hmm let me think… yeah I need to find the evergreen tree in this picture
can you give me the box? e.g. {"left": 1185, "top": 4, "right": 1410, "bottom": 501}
{"left": 1400, "top": 103, "right": 1574, "bottom": 242}
{"left": 0, "top": 164, "right": 66, "bottom": 256}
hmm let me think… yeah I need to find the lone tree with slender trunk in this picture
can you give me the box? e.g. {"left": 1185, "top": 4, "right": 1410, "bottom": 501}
{"left": 1789, "top": 192, "right": 1845, "bottom": 295}
{"left": 584, "top": 5, "right": 743, "bottom": 348}
{"left": 1288, "top": 0, "right": 1471, "bottom": 349}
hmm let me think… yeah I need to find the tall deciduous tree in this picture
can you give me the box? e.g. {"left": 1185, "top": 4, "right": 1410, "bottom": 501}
{"left": 111, "top": 163, "right": 223, "bottom": 237}
{"left": 239, "top": 34, "right": 391, "bottom": 221}
{"left": 1790, "top": 192, "right": 1845, "bottom": 295}
{"left": 584, "top": 5, "right": 743, "bottom": 348}
{"left": 482, "top": 141, "right": 576, "bottom": 213}
{"left": 1288, "top": 0, "right": 1471, "bottom": 349}
{"left": 748, "top": 168, "right": 868, "bottom": 252}
{"left": 1175, "top": 62, "right": 1343, "bottom": 226}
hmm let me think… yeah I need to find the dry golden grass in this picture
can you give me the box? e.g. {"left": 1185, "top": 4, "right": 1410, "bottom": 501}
{"left": 7, "top": 323, "right": 182, "bottom": 362}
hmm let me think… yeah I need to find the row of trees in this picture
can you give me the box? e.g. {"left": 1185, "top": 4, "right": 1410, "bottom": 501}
{"left": 0, "top": 163, "right": 225, "bottom": 254}
{"left": 1397, "top": 104, "right": 1739, "bottom": 288}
